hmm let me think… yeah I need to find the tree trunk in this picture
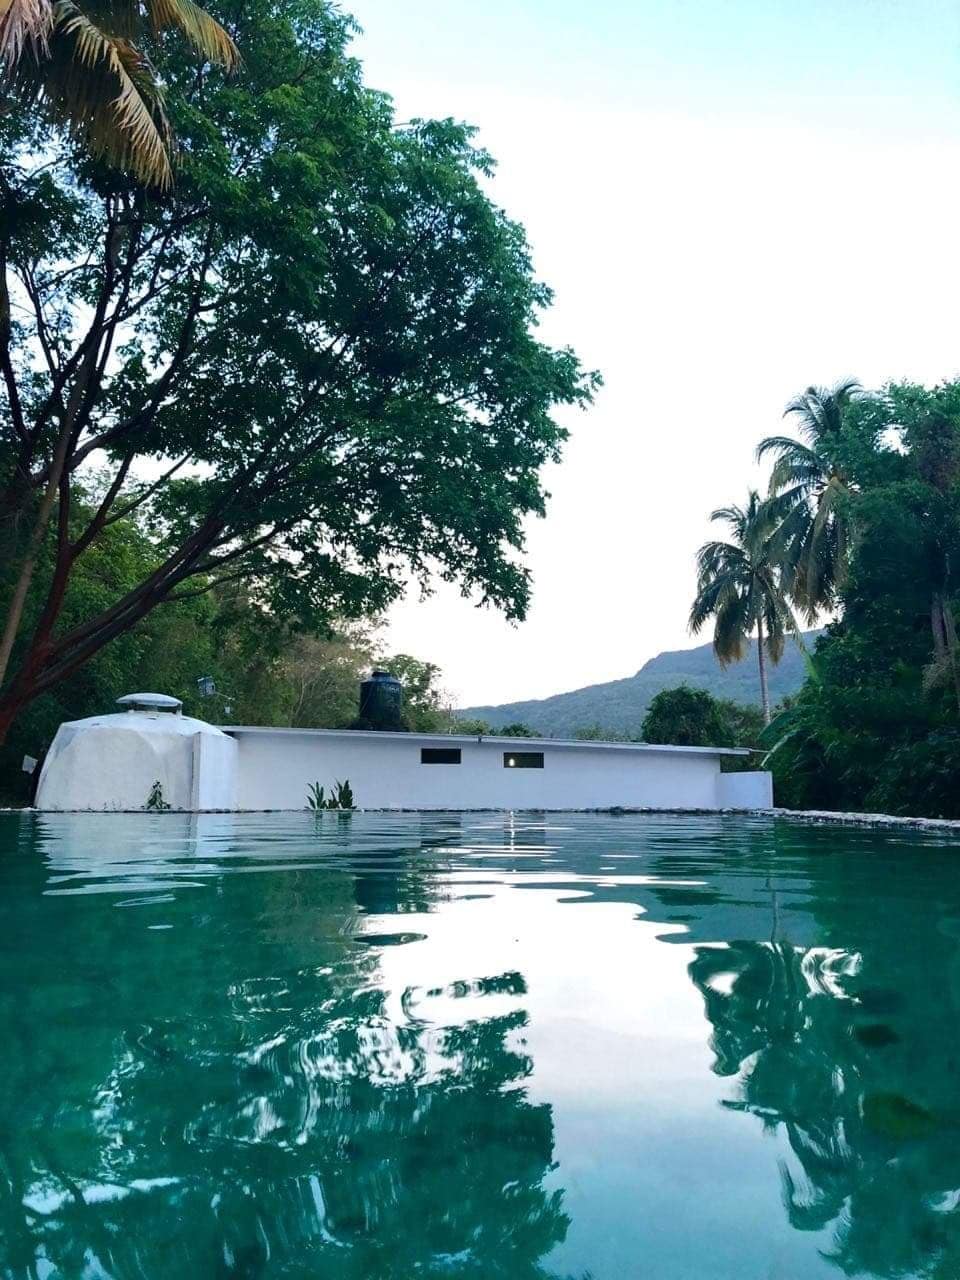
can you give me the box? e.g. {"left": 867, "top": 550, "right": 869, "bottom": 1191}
{"left": 757, "top": 618, "right": 771, "bottom": 725}
{"left": 0, "top": 690, "right": 23, "bottom": 749}
{"left": 931, "top": 592, "right": 960, "bottom": 715}
{"left": 0, "top": 464, "right": 65, "bottom": 690}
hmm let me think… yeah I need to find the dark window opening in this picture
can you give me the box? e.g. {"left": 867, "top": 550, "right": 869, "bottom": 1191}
{"left": 421, "top": 748, "right": 461, "bottom": 765}
{"left": 503, "top": 751, "right": 544, "bottom": 769}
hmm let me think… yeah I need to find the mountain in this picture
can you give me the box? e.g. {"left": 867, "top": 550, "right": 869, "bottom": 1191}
{"left": 458, "top": 632, "right": 819, "bottom": 738}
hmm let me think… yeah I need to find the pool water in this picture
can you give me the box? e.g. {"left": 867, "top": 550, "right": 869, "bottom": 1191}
{"left": 2, "top": 811, "right": 960, "bottom": 1279}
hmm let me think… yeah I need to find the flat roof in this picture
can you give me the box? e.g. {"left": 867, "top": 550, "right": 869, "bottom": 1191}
{"left": 219, "top": 725, "right": 750, "bottom": 757}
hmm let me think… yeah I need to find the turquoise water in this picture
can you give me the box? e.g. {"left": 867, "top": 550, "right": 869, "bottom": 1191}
{"left": 2, "top": 812, "right": 960, "bottom": 1279}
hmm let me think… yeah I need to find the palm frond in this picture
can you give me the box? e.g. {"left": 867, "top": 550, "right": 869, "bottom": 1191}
{"left": 756, "top": 434, "right": 818, "bottom": 462}
{"left": 694, "top": 538, "right": 748, "bottom": 580}
{"left": 689, "top": 571, "right": 727, "bottom": 633}
{"left": 756, "top": 383, "right": 863, "bottom": 617}
{"left": 3, "top": 0, "right": 235, "bottom": 185}
{"left": 690, "top": 484, "right": 804, "bottom": 681}
{"left": 758, "top": 485, "right": 805, "bottom": 528}
{"left": 757, "top": 437, "right": 823, "bottom": 496}
{"left": 690, "top": 558, "right": 748, "bottom": 636}
{"left": 34, "top": 1, "right": 173, "bottom": 187}
{"left": 760, "top": 576, "right": 799, "bottom": 663}
{"left": 783, "top": 378, "right": 863, "bottom": 446}
{"left": 712, "top": 587, "right": 752, "bottom": 665}
{"left": 830, "top": 376, "right": 863, "bottom": 403}
{"left": 0, "top": 0, "right": 52, "bottom": 65}
{"left": 709, "top": 502, "right": 746, "bottom": 531}
{"left": 147, "top": 0, "right": 238, "bottom": 68}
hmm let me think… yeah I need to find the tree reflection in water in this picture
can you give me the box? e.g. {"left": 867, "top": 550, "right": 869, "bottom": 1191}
{"left": 0, "top": 815, "right": 572, "bottom": 1280}
{"left": 691, "top": 931, "right": 960, "bottom": 1278}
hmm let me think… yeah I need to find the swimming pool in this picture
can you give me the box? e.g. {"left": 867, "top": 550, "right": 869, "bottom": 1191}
{"left": 1, "top": 811, "right": 958, "bottom": 1279}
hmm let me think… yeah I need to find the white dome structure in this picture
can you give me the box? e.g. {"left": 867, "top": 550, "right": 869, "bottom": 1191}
{"left": 35, "top": 694, "right": 237, "bottom": 811}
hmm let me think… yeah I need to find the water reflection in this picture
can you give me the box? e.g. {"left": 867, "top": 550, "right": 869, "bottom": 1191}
{"left": 2, "top": 811, "right": 960, "bottom": 1279}
{"left": 0, "top": 814, "right": 571, "bottom": 1279}
{"left": 690, "top": 925, "right": 960, "bottom": 1275}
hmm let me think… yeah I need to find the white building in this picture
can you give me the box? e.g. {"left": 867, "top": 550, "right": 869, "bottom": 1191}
{"left": 34, "top": 695, "right": 772, "bottom": 811}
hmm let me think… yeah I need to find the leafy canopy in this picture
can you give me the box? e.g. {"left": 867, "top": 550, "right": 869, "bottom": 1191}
{"left": 640, "top": 684, "right": 762, "bottom": 752}
{"left": 0, "top": 0, "right": 598, "bottom": 731}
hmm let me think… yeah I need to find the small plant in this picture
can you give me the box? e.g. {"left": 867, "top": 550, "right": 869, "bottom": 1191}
{"left": 145, "top": 780, "right": 171, "bottom": 811}
{"left": 306, "top": 779, "right": 355, "bottom": 811}
{"left": 331, "top": 779, "right": 354, "bottom": 810}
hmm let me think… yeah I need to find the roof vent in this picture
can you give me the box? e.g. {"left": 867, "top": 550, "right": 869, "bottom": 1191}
{"left": 116, "top": 692, "right": 183, "bottom": 714}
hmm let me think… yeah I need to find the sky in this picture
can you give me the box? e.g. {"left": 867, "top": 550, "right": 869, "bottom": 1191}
{"left": 346, "top": 0, "right": 960, "bottom": 709}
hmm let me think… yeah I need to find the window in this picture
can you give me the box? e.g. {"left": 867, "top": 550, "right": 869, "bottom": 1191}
{"left": 421, "top": 748, "right": 461, "bottom": 765}
{"left": 503, "top": 751, "right": 544, "bottom": 769}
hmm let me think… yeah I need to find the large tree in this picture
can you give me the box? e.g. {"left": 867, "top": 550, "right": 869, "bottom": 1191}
{"left": 689, "top": 490, "right": 798, "bottom": 723}
{"left": 0, "top": 0, "right": 597, "bottom": 744}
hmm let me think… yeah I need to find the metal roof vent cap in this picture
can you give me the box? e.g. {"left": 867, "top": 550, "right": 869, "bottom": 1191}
{"left": 115, "top": 692, "right": 183, "bottom": 716}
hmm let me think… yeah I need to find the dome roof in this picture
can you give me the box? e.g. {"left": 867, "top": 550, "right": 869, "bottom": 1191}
{"left": 116, "top": 692, "right": 183, "bottom": 712}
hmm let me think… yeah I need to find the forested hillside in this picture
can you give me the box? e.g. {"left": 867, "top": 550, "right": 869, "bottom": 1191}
{"left": 458, "top": 633, "right": 818, "bottom": 738}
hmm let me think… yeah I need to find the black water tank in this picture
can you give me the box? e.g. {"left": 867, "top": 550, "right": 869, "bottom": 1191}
{"left": 358, "top": 670, "right": 404, "bottom": 730}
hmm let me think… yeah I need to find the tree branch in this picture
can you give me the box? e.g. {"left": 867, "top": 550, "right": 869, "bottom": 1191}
{"left": 71, "top": 453, "right": 135, "bottom": 558}
{"left": 166, "top": 567, "right": 255, "bottom": 601}
{"left": 100, "top": 454, "right": 191, "bottom": 529}
{"left": 62, "top": 234, "right": 214, "bottom": 476}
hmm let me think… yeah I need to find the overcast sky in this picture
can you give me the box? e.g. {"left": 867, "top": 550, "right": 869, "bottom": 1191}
{"left": 347, "top": 0, "right": 960, "bottom": 709}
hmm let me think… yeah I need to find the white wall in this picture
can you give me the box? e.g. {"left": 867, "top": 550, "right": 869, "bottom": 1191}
{"left": 229, "top": 731, "right": 728, "bottom": 810}
{"left": 36, "top": 722, "right": 196, "bottom": 811}
{"left": 718, "top": 770, "right": 773, "bottom": 809}
{"left": 191, "top": 733, "right": 238, "bottom": 810}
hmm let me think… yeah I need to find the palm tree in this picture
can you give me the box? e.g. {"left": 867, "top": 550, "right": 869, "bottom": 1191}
{"left": 0, "top": 0, "right": 238, "bottom": 188}
{"left": 689, "top": 490, "right": 798, "bottom": 724}
{"left": 756, "top": 378, "right": 863, "bottom": 621}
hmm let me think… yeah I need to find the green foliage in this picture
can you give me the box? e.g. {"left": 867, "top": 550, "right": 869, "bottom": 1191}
{"left": 497, "top": 722, "right": 538, "bottom": 738}
{"left": 760, "top": 379, "right": 960, "bottom": 817}
{"left": 452, "top": 717, "right": 491, "bottom": 735}
{"left": 638, "top": 685, "right": 764, "bottom": 773}
{"left": 145, "top": 780, "right": 170, "bottom": 811}
{"left": 714, "top": 698, "right": 765, "bottom": 748}
{"left": 332, "top": 779, "right": 354, "bottom": 810}
{"left": 383, "top": 655, "right": 449, "bottom": 733}
{"left": 306, "top": 779, "right": 354, "bottom": 810}
{"left": 572, "top": 724, "right": 626, "bottom": 741}
{"left": 642, "top": 686, "right": 734, "bottom": 747}
{"left": 285, "top": 624, "right": 379, "bottom": 729}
